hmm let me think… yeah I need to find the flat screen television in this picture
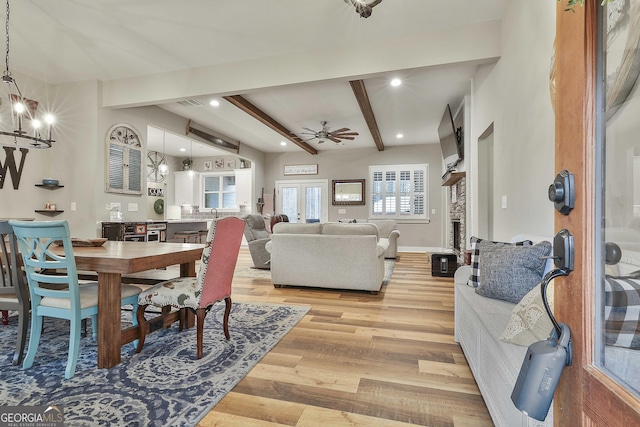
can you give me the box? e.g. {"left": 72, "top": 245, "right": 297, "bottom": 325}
{"left": 438, "top": 104, "right": 463, "bottom": 169}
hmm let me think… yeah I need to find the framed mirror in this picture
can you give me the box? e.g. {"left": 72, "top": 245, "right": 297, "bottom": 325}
{"left": 332, "top": 179, "right": 365, "bottom": 205}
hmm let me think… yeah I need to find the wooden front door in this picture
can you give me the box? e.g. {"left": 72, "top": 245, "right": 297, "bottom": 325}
{"left": 555, "top": 1, "right": 640, "bottom": 424}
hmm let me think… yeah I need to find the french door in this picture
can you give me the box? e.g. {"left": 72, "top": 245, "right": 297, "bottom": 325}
{"left": 555, "top": 1, "right": 640, "bottom": 424}
{"left": 275, "top": 179, "right": 328, "bottom": 223}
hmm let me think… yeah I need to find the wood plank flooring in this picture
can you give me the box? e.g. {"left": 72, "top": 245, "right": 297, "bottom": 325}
{"left": 197, "top": 250, "right": 493, "bottom": 426}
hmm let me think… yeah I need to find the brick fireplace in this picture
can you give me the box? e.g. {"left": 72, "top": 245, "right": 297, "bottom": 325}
{"left": 449, "top": 177, "right": 466, "bottom": 263}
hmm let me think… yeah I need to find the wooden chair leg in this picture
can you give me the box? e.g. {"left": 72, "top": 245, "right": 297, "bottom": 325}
{"left": 196, "top": 308, "right": 206, "bottom": 359}
{"left": 178, "top": 307, "right": 187, "bottom": 332}
{"left": 161, "top": 306, "right": 171, "bottom": 329}
{"left": 12, "top": 306, "right": 28, "bottom": 366}
{"left": 135, "top": 304, "right": 148, "bottom": 354}
{"left": 223, "top": 296, "right": 232, "bottom": 340}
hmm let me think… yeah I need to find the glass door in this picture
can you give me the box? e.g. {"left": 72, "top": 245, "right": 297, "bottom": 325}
{"left": 276, "top": 179, "right": 328, "bottom": 223}
{"left": 554, "top": 1, "right": 640, "bottom": 423}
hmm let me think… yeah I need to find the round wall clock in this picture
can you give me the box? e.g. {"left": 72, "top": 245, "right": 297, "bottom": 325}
{"left": 147, "top": 150, "right": 167, "bottom": 183}
{"left": 108, "top": 123, "right": 141, "bottom": 147}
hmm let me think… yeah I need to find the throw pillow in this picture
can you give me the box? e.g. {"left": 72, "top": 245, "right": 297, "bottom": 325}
{"left": 604, "top": 276, "right": 640, "bottom": 349}
{"left": 466, "top": 236, "right": 533, "bottom": 288}
{"left": 475, "top": 240, "right": 552, "bottom": 304}
{"left": 500, "top": 282, "right": 555, "bottom": 346}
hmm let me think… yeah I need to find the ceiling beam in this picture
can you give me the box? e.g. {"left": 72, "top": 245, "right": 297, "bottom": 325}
{"left": 223, "top": 95, "right": 318, "bottom": 155}
{"left": 349, "top": 80, "right": 385, "bottom": 151}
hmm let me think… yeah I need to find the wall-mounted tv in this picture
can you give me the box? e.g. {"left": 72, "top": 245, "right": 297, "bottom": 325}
{"left": 438, "top": 104, "right": 463, "bottom": 170}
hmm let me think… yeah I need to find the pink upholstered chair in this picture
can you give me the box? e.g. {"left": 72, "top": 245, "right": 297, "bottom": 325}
{"left": 135, "top": 217, "right": 245, "bottom": 359}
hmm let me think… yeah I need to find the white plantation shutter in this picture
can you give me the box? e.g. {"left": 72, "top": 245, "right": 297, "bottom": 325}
{"left": 106, "top": 141, "right": 143, "bottom": 195}
{"left": 369, "top": 164, "right": 428, "bottom": 220}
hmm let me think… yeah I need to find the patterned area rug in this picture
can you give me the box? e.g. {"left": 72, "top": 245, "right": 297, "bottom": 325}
{"left": 236, "top": 259, "right": 396, "bottom": 284}
{"left": 0, "top": 302, "right": 310, "bottom": 427}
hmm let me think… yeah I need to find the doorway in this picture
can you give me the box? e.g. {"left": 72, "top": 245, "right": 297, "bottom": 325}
{"left": 275, "top": 179, "right": 328, "bottom": 223}
{"left": 477, "top": 123, "right": 494, "bottom": 239}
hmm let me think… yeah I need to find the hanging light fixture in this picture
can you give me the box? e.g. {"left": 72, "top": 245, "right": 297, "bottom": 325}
{"left": 158, "top": 132, "right": 169, "bottom": 176}
{"left": 0, "top": 0, "right": 54, "bottom": 149}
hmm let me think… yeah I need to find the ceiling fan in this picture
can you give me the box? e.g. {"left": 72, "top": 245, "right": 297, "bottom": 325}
{"left": 344, "top": 0, "right": 383, "bottom": 18}
{"left": 298, "top": 121, "right": 359, "bottom": 144}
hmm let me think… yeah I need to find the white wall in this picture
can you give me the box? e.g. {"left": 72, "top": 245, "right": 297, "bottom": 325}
{"left": 0, "top": 75, "right": 100, "bottom": 238}
{"left": 469, "top": 0, "right": 556, "bottom": 242}
{"left": 264, "top": 144, "right": 444, "bottom": 250}
{"left": 0, "top": 79, "right": 266, "bottom": 238}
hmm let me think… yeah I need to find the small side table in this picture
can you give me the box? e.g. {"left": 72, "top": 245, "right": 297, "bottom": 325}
{"left": 464, "top": 250, "right": 472, "bottom": 266}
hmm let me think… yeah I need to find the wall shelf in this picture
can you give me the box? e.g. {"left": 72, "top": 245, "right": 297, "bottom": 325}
{"left": 35, "top": 184, "right": 64, "bottom": 190}
{"left": 441, "top": 171, "right": 466, "bottom": 186}
{"left": 35, "top": 210, "right": 64, "bottom": 216}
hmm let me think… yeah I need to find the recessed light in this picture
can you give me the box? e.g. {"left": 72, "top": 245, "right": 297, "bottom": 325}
{"left": 280, "top": 141, "right": 287, "bottom": 146}
{"left": 209, "top": 99, "right": 220, "bottom": 107}
{"left": 390, "top": 78, "right": 402, "bottom": 87}
{"left": 180, "top": 148, "right": 186, "bottom": 152}
{"left": 396, "top": 133, "right": 404, "bottom": 139}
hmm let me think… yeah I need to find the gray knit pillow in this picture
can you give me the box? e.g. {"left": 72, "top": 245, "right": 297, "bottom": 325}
{"left": 475, "top": 240, "right": 552, "bottom": 304}
{"left": 466, "top": 236, "right": 532, "bottom": 288}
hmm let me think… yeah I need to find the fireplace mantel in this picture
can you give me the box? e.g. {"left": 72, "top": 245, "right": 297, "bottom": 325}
{"left": 441, "top": 171, "right": 466, "bottom": 186}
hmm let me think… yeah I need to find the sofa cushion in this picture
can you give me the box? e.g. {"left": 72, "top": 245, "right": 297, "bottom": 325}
{"left": 605, "top": 276, "right": 640, "bottom": 349}
{"left": 365, "top": 219, "right": 396, "bottom": 238}
{"left": 475, "top": 240, "right": 552, "bottom": 304}
{"left": 467, "top": 236, "right": 533, "bottom": 288}
{"left": 322, "top": 223, "right": 379, "bottom": 237}
{"left": 272, "top": 222, "right": 322, "bottom": 234}
{"left": 500, "top": 282, "right": 555, "bottom": 346}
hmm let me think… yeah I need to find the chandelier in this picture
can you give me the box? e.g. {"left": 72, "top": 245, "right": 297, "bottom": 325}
{"left": 0, "top": 0, "right": 54, "bottom": 149}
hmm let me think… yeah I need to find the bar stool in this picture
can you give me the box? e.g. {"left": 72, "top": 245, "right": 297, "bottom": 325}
{"left": 174, "top": 231, "right": 200, "bottom": 243}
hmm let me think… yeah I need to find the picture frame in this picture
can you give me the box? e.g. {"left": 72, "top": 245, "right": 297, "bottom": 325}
{"left": 203, "top": 160, "right": 213, "bottom": 171}
{"left": 283, "top": 164, "right": 318, "bottom": 176}
{"left": 214, "top": 158, "right": 224, "bottom": 169}
{"left": 226, "top": 160, "right": 236, "bottom": 169}
{"left": 332, "top": 179, "right": 365, "bottom": 205}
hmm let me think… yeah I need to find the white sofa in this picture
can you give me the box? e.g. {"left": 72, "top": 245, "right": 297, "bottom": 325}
{"left": 266, "top": 222, "right": 388, "bottom": 292}
{"left": 339, "top": 218, "right": 400, "bottom": 258}
{"left": 454, "top": 235, "right": 554, "bottom": 427}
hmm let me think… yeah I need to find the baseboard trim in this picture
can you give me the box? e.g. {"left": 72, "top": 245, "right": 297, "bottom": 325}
{"left": 398, "top": 246, "right": 436, "bottom": 253}
{"left": 393, "top": 246, "right": 456, "bottom": 253}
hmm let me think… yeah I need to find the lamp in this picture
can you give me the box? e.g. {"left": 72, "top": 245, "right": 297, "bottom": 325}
{"left": 0, "top": 0, "right": 54, "bottom": 149}
{"left": 158, "top": 132, "right": 169, "bottom": 176}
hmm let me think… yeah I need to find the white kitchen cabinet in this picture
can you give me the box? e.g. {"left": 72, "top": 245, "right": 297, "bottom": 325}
{"left": 235, "top": 168, "right": 252, "bottom": 211}
{"left": 174, "top": 171, "right": 200, "bottom": 206}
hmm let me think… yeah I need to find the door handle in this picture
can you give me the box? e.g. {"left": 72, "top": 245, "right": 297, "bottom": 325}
{"left": 548, "top": 170, "right": 575, "bottom": 215}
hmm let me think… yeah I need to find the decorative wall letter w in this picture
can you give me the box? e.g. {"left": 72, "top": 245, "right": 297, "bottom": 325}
{"left": 0, "top": 147, "right": 29, "bottom": 190}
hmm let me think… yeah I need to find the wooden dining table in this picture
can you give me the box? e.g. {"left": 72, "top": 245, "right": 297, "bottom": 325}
{"left": 54, "top": 241, "right": 204, "bottom": 369}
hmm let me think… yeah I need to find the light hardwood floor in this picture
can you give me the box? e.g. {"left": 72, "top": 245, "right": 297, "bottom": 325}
{"left": 198, "top": 250, "right": 493, "bottom": 426}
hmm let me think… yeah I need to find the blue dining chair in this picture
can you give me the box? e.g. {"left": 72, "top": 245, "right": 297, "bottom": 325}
{"left": 9, "top": 220, "right": 142, "bottom": 379}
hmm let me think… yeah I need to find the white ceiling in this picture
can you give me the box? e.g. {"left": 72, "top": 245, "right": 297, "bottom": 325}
{"left": 6, "top": 0, "right": 510, "bottom": 158}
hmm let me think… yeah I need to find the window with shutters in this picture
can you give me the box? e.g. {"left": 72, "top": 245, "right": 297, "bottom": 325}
{"left": 106, "top": 140, "right": 142, "bottom": 194}
{"left": 369, "top": 164, "right": 428, "bottom": 220}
